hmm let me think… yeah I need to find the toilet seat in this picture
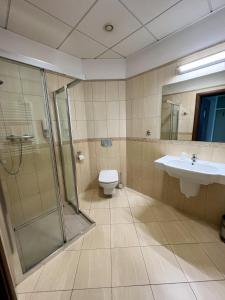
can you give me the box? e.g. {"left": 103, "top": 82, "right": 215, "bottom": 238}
{"left": 99, "top": 170, "right": 118, "bottom": 183}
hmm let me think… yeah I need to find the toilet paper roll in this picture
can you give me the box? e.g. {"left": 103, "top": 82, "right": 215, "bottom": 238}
{"left": 78, "top": 154, "right": 85, "bottom": 161}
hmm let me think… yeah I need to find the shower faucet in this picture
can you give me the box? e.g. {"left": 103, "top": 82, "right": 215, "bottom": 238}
{"left": 6, "top": 134, "right": 34, "bottom": 142}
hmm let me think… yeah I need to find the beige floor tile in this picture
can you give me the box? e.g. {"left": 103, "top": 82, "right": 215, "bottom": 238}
{"left": 71, "top": 288, "right": 111, "bottom": 300}
{"left": 17, "top": 294, "right": 31, "bottom": 300}
{"left": 160, "top": 221, "right": 196, "bottom": 244}
{"left": 112, "top": 285, "right": 154, "bottom": 300}
{"left": 131, "top": 206, "right": 157, "bottom": 223}
{"left": 79, "top": 199, "right": 92, "bottom": 210}
{"left": 152, "top": 283, "right": 196, "bottom": 300}
{"left": 81, "top": 209, "right": 90, "bottom": 216}
{"left": 172, "top": 244, "right": 224, "bottom": 282}
{"left": 152, "top": 206, "right": 178, "bottom": 221}
{"left": 34, "top": 251, "right": 80, "bottom": 291}
{"left": 89, "top": 209, "right": 110, "bottom": 224}
{"left": 111, "top": 208, "right": 133, "bottom": 224}
{"left": 128, "top": 194, "right": 155, "bottom": 207}
{"left": 82, "top": 225, "right": 110, "bottom": 249}
{"left": 111, "top": 224, "right": 139, "bottom": 248}
{"left": 29, "top": 291, "right": 71, "bottom": 300}
{"left": 191, "top": 281, "right": 225, "bottom": 300}
{"left": 110, "top": 197, "right": 129, "bottom": 208}
{"left": 74, "top": 249, "right": 111, "bottom": 288}
{"left": 142, "top": 245, "right": 186, "bottom": 284}
{"left": 135, "top": 222, "right": 168, "bottom": 246}
{"left": 79, "top": 189, "right": 95, "bottom": 201}
{"left": 182, "top": 220, "right": 220, "bottom": 242}
{"left": 16, "top": 267, "right": 43, "bottom": 293}
{"left": 173, "top": 209, "right": 192, "bottom": 221}
{"left": 91, "top": 198, "right": 110, "bottom": 209}
{"left": 127, "top": 189, "right": 160, "bottom": 207}
{"left": 201, "top": 242, "right": 225, "bottom": 276}
{"left": 111, "top": 247, "right": 149, "bottom": 287}
{"left": 65, "top": 237, "right": 83, "bottom": 251}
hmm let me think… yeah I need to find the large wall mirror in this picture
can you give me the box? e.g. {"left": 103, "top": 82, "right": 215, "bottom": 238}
{"left": 161, "top": 71, "right": 225, "bottom": 142}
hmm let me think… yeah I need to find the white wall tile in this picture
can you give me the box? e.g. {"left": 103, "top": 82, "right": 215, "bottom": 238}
{"left": 94, "top": 120, "right": 107, "bottom": 138}
{"left": 92, "top": 81, "right": 106, "bottom": 101}
{"left": 107, "top": 120, "right": 120, "bottom": 138}
{"left": 85, "top": 102, "right": 94, "bottom": 120}
{"left": 107, "top": 101, "right": 120, "bottom": 120}
{"left": 93, "top": 102, "right": 107, "bottom": 120}
{"left": 106, "top": 81, "right": 119, "bottom": 101}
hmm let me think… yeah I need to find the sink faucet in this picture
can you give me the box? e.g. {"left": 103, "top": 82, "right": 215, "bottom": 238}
{"left": 191, "top": 154, "right": 197, "bottom": 165}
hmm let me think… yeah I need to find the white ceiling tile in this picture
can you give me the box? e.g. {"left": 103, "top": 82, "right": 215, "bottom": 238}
{"left": 8, "top": 0, "right": 72, "bottom": 48}
{"left": 120, "top": 0, "right": 180, "bottom": 24}
{"left": 210, "top": 0, "right": 225, "bottom": 10}
{"left": 98, "top": 49, "right": 122, "bottom": 59}
{"left": 113, "top": 27, "right": 155, "bottom": 57}
{"left": 77, "top": 0, "right": 141, "bottom": 48}
{"left": 146, "top": 0, "right": 210, "bottom": 39}
{"left": 0, "top": 0, "right": 8, "bottom": 28}
{"left": 60, "top": 30, "right": 107, "bottom": 58}
{"left": 27, "top": 0, "right": 96, "bottom": 27}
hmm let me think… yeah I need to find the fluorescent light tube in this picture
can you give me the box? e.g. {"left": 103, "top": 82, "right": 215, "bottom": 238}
{"left": 178, "top": 50, "right": 225, "bottom": 74}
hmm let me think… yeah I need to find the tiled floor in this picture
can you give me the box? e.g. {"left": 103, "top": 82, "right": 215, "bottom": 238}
{"left": 17, "top": 187, "right": 225, "bottom": 300}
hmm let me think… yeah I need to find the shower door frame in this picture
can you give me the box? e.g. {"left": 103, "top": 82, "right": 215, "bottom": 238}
{"left": 53, "top": 80, "right": 81, "bottom": 214}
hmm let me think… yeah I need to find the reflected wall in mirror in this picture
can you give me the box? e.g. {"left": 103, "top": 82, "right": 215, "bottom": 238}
{"left": 161, "top": 71, "right": 225, "bottom": 142}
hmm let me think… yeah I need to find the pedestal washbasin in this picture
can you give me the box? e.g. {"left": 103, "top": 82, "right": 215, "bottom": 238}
{"left": 154, "top": 155, "right": 225, "bottom": 197}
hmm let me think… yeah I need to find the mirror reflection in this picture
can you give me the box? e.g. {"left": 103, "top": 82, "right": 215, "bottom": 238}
{"left": 161, "top": 71, "right": 225, "bottom": 142}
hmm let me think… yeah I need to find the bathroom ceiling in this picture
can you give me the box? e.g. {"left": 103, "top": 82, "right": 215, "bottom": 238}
{"left": 0, "top": 0, "right": 225, "bottom": 59}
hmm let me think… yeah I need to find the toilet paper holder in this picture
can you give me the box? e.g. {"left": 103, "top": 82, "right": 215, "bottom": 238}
{"left": 77, "top": 151, "right": 85, "bottom": 161}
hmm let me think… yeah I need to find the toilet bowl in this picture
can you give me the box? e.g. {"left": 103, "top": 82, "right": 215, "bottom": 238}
{"left": 98, "top": 170, "right": 119, "bottom": 195}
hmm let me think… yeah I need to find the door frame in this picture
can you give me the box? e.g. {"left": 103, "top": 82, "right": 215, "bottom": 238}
{"left": 0, "top": 236, "right": 17, "bottom": 300}
{"left": 192, "top": 88, "right": 225, "bottom": 140}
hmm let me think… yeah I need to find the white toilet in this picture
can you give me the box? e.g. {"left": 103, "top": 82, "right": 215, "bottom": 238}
{"left": 98, "top": 170, "right": 119, "bottom": 195}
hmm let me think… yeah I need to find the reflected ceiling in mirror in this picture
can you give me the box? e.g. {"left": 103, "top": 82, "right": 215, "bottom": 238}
{"left": 161, "top": 71, "right": 225, "bottom": 142}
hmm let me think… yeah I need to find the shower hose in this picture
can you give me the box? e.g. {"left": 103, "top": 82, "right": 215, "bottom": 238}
{"left": 0, "top": 141, "right": 23, "bottom": 175}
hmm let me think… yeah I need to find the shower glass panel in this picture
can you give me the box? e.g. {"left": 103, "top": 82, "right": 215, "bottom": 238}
{"left": 54, "top": 85, "right": 91, "bottom": 241}
{"left": 0, "top": 58, "right": 64, "bottom": 273}
{"left": 161, "top": 101, "right": 179, "bottom": 140}
{"left": 55, "top": 87, "right": 79, "bottom": 212}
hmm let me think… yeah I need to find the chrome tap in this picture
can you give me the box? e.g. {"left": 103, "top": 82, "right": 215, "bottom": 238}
{"left": 191, "top": 153, "right": 197, "bottom": 165}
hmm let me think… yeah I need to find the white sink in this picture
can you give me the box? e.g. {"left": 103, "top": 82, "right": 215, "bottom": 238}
{"left": 154, "top": 155, "right": 225, "bottom": 198}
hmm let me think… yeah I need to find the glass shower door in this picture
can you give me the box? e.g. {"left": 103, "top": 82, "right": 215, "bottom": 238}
{"left": 0, "top": 59, "right": 64, "bottom": 275}
{"left": 54, "top": 86, "right": 83, "bottom": 240}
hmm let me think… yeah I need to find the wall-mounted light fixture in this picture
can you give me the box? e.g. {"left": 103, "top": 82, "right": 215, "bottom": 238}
{"left": 177, "top": 50, "right": 225, "bottom": 74}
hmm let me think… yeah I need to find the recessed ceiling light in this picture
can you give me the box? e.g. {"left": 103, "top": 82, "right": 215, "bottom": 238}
{"left": 104, "top": 24, "right": 114, "bottom": 32}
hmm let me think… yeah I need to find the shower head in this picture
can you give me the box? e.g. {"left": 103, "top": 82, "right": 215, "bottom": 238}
{"left": 0, "top": 80, "right": 3, "bottom": 85}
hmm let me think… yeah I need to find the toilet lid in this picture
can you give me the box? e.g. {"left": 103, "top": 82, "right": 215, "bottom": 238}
{"left": 99, "top": 170, "right": 118, "bottom": 183}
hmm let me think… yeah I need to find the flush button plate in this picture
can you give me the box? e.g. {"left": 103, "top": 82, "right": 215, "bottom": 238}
{"left": 101, "top": 138, "right": 112, "bottom": 147}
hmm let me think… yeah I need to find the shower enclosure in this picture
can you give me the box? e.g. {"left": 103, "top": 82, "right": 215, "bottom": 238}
{"left": 161, "top": 100, "right": 180, "bottom": 140}
{"left": 0, "top": 57, "right": 92, "bottom": 284}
